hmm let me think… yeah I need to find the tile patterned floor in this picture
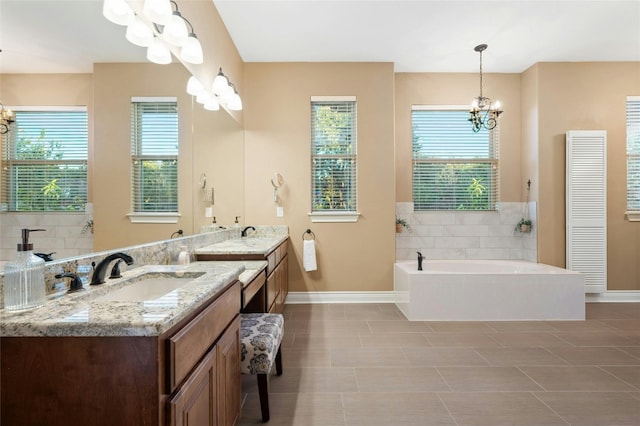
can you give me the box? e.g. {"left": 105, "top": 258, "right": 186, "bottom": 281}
{"left": 238, "top": 303, "right": 640, "bottom": 425}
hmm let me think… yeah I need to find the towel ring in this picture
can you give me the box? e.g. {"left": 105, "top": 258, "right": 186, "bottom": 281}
{"left": 302, "top": 229, "right": 316, "bottom": 240}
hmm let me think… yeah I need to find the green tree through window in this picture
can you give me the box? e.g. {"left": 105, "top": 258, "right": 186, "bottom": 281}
{"left": 412, "top": 109, "right": 499, "bottom": 211}
{"left": 1, "top": 110, "right": 88, "bottom": 211}
{"left": 311, "top": 100, "right": 357, "bottom": 211}
{"left": 131, "top": 100, "right": 179, "bottom": 213}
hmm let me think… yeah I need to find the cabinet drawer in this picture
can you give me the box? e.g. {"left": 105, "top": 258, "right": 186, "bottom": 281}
{"left": 168, "top": 281, "right": 241, "bottom": 391}
{"left": 266, "top": 250, "right": 276, "bottom": 273}
{"left": 242, "top": 271, "right": 265, "bottom": 310}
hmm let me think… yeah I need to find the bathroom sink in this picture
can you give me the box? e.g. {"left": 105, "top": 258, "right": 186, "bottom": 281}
{"left": 93, "top": 271, "right": 205, "bottom": 302}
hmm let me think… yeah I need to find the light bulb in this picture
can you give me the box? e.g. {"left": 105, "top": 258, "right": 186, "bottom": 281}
{"left": 220, "top": 83, "right": 234, "bottom": 104}
{"left": 228, "top": 93, "right": 242, "bottom": 111}
{"left": 162, "top": 12, "right": 189, "bottom": 46}
{"left": 212, "top": 69, "right": 229, "bottom": 96}
{"left": 146, "top": 37, "right": 172, "bottom": 65}
{"left": 186, "top": 76, "right": 204, "bottom": 96}
{"left": 180, "top": 34, "right": 203, "bottom": 64}
{"left": 204, "top": 97, "right": 220, "bottom": 111}
{"left": 143, "top": 0, "right": 172, "bottom": 25}
{"left": 103, "top": 0, "right": 134, "bottom": 26}
{"left": 196, "top": 92, "right": 213, "bottom": 105}
{"left": 126, "top": 16, "right": 154, "bottom": 47}
{"left": 493, "top": 100, "right": 502, "bottom": 110}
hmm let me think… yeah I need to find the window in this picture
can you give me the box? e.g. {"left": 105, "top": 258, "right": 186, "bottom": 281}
{"left": 310, "top": 96, "right": 358, "bottom": 222}
{"left": 1, "top": 107, "right": 88, "bottom": 212}
{"left": 627, "top": 96, "right": 640, "bottom": 221}
{"left": 130, "top": 98, "right": 179, "bottom": 219}
{"left": 412, "top": 107, "right": 499, "bottom": 211}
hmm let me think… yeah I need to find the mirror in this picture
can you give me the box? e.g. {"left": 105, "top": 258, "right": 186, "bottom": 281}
{"left": 0, "top": 1, "right": 245, "bottom": 268}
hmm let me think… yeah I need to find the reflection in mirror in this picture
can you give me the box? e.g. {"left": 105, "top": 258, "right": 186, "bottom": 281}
{"left": 0, "top": 68, "right": 244, "bottom": 269}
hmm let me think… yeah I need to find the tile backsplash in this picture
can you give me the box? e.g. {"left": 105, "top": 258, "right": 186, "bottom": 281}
{"left": 396, "top": 202, "right": 537, "bottom": 262}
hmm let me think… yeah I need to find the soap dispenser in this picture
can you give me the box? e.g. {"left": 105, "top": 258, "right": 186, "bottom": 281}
{"left": 232, "top": 216, "right": 241, "bottom": 239}
{"left": 3, "top": 229, "right": 46, "bottom": 311}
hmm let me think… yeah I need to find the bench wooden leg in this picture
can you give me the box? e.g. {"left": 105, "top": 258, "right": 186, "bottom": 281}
{"left": 257, "top": 373, "right": 270, "bottom": 422}
{"left": 275, "top": 345, "right": 283, "bottom": 376}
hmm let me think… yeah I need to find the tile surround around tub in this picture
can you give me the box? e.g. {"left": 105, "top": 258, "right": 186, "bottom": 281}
{"left": 0, "top": 209, "right": 94, "bottom": 263}
{"left": 396, "top": 202, "right": 537, "bottom": 262}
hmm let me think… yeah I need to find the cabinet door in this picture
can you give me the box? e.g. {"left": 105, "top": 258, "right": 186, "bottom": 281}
{"left": 217, "top": 317, "right": 241, "bottom": 426}
{"left": 169, "top": 347, "right": 217, "bottom": 426}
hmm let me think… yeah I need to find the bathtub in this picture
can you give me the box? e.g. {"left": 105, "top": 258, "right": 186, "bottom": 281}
{"left": 394, "top": 259, "right": 585, "bottom": 321}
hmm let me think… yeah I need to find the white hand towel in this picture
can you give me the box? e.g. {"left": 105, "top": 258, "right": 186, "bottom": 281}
{"left": 303, "top": 239, "right": 317, "bottom": 272}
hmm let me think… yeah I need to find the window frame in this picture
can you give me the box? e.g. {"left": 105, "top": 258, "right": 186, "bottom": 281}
{"left": 411, "top": 105, "right": 500, "bottom": 212}
{"left": 127, "top": 97, "right": 180, "bottom": 224}
{"left": 1, "top": 105, "right": 88, "bottom": 213}
{"left": 309, "top": 96, "right": 360, "bottom": 223}
{"left": 626, "top": 96, "right": 640, "bottom": 221}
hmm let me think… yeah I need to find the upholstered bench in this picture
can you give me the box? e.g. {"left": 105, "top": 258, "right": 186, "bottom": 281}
{"left": 240, "top": 313, "right": 284, "bottom": 422}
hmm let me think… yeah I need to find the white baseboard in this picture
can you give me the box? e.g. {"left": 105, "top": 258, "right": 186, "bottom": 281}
{"left": 286, "top": 291, "right": 396, "bottom": 304}
{"left": 586, "top": 291, "right": 640, "bottom": 302}
{"left": 286, "top": 291, "right": 640, "bottom": 304}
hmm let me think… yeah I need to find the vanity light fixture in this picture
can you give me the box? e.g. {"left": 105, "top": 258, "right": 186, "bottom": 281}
{"left": 1, "top": 101, "right": 15, "bottom": 135}
{"left": 143, "top": 0, "right": 173, "bottom": 25}
{"left": 162, "top": 8, "right": 189, "bottom": 46}
{"left": 469, "top": 44, "right": 503, "bottom": 133}
{"left": 125, "top": 15, "right": 154, "bottom": 47}
{"left": 180, "top": 30, "right": 203, "bottom": 64}
{"left": 186, "top": 76, "right": 205, "bottom": 96}
{"left": 210, "top": 68, "right": 243, "bottom": 111}
{"left": 103, "top": 0, "right": 134, "bottom": 26}
{"left": 227, "top": 84, "right": 243, "bottom": 111}
{"left": 146, "top": 36, "right": 172, "bottom": 64}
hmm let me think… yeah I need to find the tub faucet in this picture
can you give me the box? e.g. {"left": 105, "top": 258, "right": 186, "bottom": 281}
{"left": 417, "top": 251, "right": 423, "bottom": 271}
{"left": 241, "top": 226, "right": 256, "bottom": 237}
{"left": 90, "top": 252, "right": 134, "bottom": 285}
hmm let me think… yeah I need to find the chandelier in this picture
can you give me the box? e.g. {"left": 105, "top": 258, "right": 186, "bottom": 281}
{"left": 469, "top": 44, "right": 502, "bottom": 133}
{"left": 1, "top": 101, "right": 15, "bottom": 135}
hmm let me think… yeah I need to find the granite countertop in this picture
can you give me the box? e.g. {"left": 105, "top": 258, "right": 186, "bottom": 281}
{"left": 237, "top": 260, "right": 268, "bottom": 285}
{"left": 0, "top": 261, "right": 247, "bottom": 338}
{"left": 195, "top": 235, "right": 288, "bottom": 256}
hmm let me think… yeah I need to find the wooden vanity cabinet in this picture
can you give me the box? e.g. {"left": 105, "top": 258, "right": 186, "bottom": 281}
{"left": 0, "top": 281, "right": 242, "bottom": 426}
{"left": 168, "top": 283, "right": 241, "bottom": 426}
{"left": 197, "top": 238, "right": 289, "bottom": 314}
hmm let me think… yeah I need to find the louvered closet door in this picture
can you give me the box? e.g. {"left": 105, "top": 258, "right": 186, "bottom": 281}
{"left": 566, "top": 130, "right": 607, "bottom": 293}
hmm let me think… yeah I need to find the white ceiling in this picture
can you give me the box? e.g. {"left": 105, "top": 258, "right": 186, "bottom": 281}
{"left": 1, "top": 0, "right": 639, "bottom": 75}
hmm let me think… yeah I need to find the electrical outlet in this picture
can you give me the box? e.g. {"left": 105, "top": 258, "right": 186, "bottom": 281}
{"left": 276, "top": 206, "right": 284, "bottom": 217}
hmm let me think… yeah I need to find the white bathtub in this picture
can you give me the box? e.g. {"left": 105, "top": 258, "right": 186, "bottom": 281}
{"left": 394, "top": 259, "right": 585, "bottom": 321}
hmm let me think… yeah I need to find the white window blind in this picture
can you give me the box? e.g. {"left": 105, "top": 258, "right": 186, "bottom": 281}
{"left": 131, "top": 100, "right": 178, "bottom": 213}
{"left": 311, "top": 98, "right": 357, "bottom": 212}
{"left": 412, "top": 108, "right": 499, "bottom": 211}
{"left": 626, "top": 96, "right": 640, "bottom": 217}
{"left": 1, "top": 108, "right": 88, "bottom": 211}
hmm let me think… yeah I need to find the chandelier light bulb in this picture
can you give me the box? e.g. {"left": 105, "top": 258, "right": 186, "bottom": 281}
{"left": 142, "top": 0, "right": 172, "bottom": 25}
{"left": 181, "top": 34, "right": 203, "bottom": 64}
{"left": 493, "top": 100, "right": 502, "bottom": 110}
{"left": 163, "top": 12, "right": 189, "bottom": 46}
{"left": 146, "top": 37, "right": 172, "bottom": 64}
{"left": 103, "top": 0, "right": 134, "bottom": 26}
{"left": 125, "top": 16, "right": 154, "bottom": 47}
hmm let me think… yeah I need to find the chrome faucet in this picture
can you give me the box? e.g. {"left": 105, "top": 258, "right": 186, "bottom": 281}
{"left": 417, "top": 251, "right": 424, "bottom": 271}
{"left": 90, "top": 252, "right": 134, "bottom": 285}
{"left": 241, "top": 226, "right": 256, "bottom": 237}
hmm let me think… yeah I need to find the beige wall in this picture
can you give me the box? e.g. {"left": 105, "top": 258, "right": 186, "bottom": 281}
{"left": 533, "top": 62, "right": 640, "bottom": 290}
{"left": 243, "top": 62, "right": 397, "bottom": 292}
{"left": 394, "top": 72, "right": 522, "bottom": 202}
